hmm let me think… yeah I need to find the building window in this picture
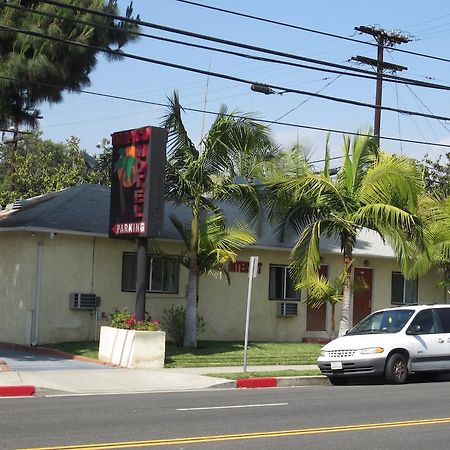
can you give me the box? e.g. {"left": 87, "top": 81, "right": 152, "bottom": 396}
{"left": 269, "top": 265, "right": 299, "bottom": 300}
{"left": 391, "top": 272, "right": 417, "bottom": 305}
{"left": 121, "top": 252, "right": 179, "bottom": 293}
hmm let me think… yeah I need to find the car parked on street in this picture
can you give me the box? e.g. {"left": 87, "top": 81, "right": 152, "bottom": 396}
{"left": 317, "top": 304, "right": 450, "bottom": 385}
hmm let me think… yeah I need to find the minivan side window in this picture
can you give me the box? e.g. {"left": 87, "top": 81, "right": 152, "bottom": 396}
{"left": 408, "top": 310, "right": 439, "bottom": 334}
{"left": 434, "top": 308, "right": 450, "bottom": 333}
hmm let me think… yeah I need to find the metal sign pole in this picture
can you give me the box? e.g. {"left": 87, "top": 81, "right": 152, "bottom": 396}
{"left": 243, "top": 256, "right": 258, "bottom": 372}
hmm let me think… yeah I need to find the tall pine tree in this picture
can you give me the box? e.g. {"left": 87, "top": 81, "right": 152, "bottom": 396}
{"left": 0, "top": 0, "right": 139, "bottom": 128}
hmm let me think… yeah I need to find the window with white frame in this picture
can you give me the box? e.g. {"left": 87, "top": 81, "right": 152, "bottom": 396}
{"left": 121, "top": 252, "right": 179, "bottom": 293}
{"left": 391, "top": 272, "right": 418, "bottom": 305}
{"left": 269, "top": 264, "right": 299, "bottom": 300}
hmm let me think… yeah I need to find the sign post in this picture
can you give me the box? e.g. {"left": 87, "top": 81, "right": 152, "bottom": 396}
{"left": 109, "top": 126, "right": 167, "bottom": 321}
{"left": 243, "top": 256, "right": 258, "bottom": 372}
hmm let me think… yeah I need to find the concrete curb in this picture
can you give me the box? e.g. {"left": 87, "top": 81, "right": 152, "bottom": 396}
{"left": 231, "top": 375, "right": 329, "bottom": 389}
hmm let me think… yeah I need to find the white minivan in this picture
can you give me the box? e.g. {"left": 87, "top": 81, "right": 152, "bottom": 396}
{"left": 317, "top": 304, "right": 450, "bottom": 385}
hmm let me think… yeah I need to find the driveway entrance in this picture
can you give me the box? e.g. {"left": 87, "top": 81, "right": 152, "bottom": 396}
{"left": 0, "top": 347, "right": 113, "bottom": 372}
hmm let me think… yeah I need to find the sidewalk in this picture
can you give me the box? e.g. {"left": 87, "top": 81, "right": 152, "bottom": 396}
{"left": 0, "top": 344, "right": 326, "bottom": 396}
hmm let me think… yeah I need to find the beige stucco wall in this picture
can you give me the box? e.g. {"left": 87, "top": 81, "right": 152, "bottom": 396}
{"left": 0, "top": 232, "right": 37, "bottom": 345}
{"left": 0, "top": 231, "right": 446, "bottom": 345}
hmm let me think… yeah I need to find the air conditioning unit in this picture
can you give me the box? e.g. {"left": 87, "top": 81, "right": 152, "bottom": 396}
{"left": 277, "top": 302, "right": 298, "bottom": 317}
{"left": 69, "top": 293, "right": 100, "bottom": 310}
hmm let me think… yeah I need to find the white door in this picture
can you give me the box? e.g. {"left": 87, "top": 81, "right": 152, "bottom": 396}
{"left": 407, "top": 309, "right": 448, "bottom": 372}
{"left": 433, "top": 307, "right": 450, "bottom": 369}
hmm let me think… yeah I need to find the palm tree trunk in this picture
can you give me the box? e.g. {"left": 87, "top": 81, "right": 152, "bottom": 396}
{"left": 184, "top": 201, "right": 200, "bottom": 348}
{"left": 338, "top": 251, "right": 353, "bottom": 336}
{"left": 330, "top": 303, "right": 336, "bottom": 339}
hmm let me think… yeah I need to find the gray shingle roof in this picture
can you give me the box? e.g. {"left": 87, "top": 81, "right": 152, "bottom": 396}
{"left": 0, "top": 184, "right": 395, "bottom": 258}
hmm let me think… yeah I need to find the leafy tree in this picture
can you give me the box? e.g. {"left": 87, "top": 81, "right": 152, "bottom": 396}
{"left": 0, "top": 0, "right": 139, "bottom": 128}
{"left": 90, "top": 138, "right": 112, "bottom": 186}
{"left": 420, "top": 152, "right": 450, "bottom": 197}
{"left": 268, "top": 133, "right": 425, "bottom": 336}
{"left": 163, "top": 91, "right": 272, "bottom": 348}
{"left": 0, "top": 131, "right": 110, "bottom": 205}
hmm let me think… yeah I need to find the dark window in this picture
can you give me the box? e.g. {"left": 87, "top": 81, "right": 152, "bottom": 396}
{"left": 391, "top": 272, "right": 417, "bottom": 304}
{"left": 269, "top": 265, "right": 299, "bottom": 300}
{"left": 408, "top": 310, "right": 439, "bottom": 334}
{"left": 122, "top": 252, "right": 179, "bottom": 293}
{"left": 435, "top": 308, "right": 450, "bottom": 333}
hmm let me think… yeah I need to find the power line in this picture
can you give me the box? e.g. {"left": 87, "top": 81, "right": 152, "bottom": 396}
{"left": 23, "top": 0, "right": 450, "bottom": 91}
{"left": 1, "top": 2, "right": 391, "bottom": 85}
{"left": 176, "top": 0, "right": 379, "bottom": 48}
{"left": 272, "top": 75, "right": 343, "bottom": 123}
{"left": 6, "top": 2, "right": 450, "bottom": 95}
{"left": 1, "top": 74, "right": 449, "bottom": 150}
{"left": 12, "top": 1, "right": 448, "bottom": 93}
{"left": 3, "top": 23, "right": 450, "bottom": 124}
{"left": 175, "top": 0, "right": 450, "bottom": 66}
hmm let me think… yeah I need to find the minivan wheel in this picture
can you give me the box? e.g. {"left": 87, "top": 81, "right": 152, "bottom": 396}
{"left": 328, "top": 376, "right": 349, "bottom": 386}
{"left": 385, "top": 353, "right": 408, "bottom": 384}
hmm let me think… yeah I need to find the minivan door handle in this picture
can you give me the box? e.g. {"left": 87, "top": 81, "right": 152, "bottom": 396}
{"left": 438, "top": 338, "right": 445, "bottom": 343}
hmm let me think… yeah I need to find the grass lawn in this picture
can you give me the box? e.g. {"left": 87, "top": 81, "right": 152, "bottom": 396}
{"left": 44, "top": 340, "right": 322, "bottom": 368}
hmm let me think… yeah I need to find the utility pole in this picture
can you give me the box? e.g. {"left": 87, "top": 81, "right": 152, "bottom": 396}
{"left": 353, "top": 26, "right": 412, "bottom": 145}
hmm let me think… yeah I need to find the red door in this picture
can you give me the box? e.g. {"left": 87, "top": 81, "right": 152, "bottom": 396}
{"left": 352, "top": 267, "right": 373, "bottom": 325}
{"left": 306, "top": 265, "right": 328, "bottom": 331}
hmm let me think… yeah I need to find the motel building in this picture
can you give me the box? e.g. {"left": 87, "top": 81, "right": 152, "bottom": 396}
{"left": 0, "top": 183, "right": 446, "bottom": 347}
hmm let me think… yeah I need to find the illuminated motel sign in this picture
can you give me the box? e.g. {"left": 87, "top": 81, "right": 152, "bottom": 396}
{"left": 109, "top": 126, "right": 167, "bottom": 239}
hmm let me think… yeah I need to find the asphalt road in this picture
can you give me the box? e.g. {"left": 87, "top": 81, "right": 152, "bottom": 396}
{"left": 2, "top": 378, "right": 450, "bottom": 449}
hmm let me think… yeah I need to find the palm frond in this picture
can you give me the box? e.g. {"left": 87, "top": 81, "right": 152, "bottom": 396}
{"left": 162, "top": 91, "right": 198, "bottom": 160}
{"left": 290, "top": 221, "right": 322, "bottom": 285}
{"left": 301, "top": 274, "right": 344, "bottom": 309}
{"left": 359, "top": 152, "right": 423, "bottom": 210}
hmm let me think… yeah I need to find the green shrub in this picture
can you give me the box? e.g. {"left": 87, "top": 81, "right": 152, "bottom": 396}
{"left": 161, "top": 305, "right": 206, "bottom": 346}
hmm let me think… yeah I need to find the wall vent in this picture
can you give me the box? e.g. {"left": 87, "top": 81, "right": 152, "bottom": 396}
{"left": 69, "top": 293, "right": 100, "bottom": 310}
{"left": 277, "top": 302, "right": 298, "bottom": 317}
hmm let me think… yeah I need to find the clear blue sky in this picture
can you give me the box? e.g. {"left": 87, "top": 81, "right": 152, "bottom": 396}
{"left": 37, "top": 0, "right": 450, "bottom": 167}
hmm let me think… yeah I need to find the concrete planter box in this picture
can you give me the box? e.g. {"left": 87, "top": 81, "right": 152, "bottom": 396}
{"left": 98, "top": 326, "right": 165, "bottom": 368}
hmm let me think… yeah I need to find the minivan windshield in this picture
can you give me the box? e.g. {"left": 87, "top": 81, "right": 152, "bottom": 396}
{"left": 347, "top": 309, "right": 415, "bottom": 335}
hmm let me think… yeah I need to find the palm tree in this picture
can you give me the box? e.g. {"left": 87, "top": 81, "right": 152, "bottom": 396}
{"left": 402, "top": 195, "right": 450, "bottom": 289}
{"left": 163, "top": 92, "right": 273, "bottom": 347}
{"left": 170, "top": 210, "right": 256, "bottom": 292}
{"left": 268, "top": 133, "right": 425, "bottom": 336}
{"left": 304, "top": 273, "right": 343, "bottom": 339}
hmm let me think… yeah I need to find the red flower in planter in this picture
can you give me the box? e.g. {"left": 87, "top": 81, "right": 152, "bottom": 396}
{"left": 109, "top": 309, "right": 161, "bottom": 331}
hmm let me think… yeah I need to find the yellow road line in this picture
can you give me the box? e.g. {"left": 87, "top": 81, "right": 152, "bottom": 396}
{"left": 20, "top": 417, "right": 450, "bottom": 450}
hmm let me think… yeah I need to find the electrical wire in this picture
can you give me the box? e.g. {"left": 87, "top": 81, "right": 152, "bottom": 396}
{"left": 175, "top": 0, "right": 450, "bottom": 65}
{"left": 1, "top": 74, "right": 449, "bottom": 149}
{"left": 3, "top": 23, "right": 450, "bottom": 124}
{"left": 272, "top": 75, "right": 342, "bottom": 123}
{"left": 3, "top": 2, "right": 392, "bottom": 85}
{"left": 16, "top": 0, "right": 450, "bottom": 91}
